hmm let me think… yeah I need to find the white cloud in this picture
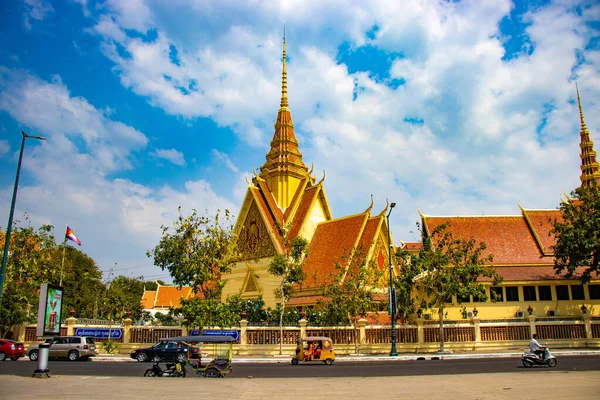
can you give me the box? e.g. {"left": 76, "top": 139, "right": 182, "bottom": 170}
{"left": 23, "top": 0, "right": 54, "bottom": 30}
{"left": 0, "top": 140, "right": 9, "bottom": 156}
{"left": 0, "top": 67, "right": 236, "bottom": 278}
{"left": 211, "top": 149, "right": 239, "bottom": 173}
{"left": 150, "top": 148, "right": 186, "bottom": 166}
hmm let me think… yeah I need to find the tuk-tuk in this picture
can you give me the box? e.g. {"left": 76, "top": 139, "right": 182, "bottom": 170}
{"left": 292, "top": 336, "right": 335, "bottom": 365}
{"left": 160, "top": 335, "right": 235, "bottom": 378}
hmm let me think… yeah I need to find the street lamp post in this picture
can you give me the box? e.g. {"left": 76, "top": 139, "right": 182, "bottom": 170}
{"left": 0, "top": 131, "right": 46, "bottom": 304}
{"left": 387, "top": 202, "right": 398, "bottom": 356}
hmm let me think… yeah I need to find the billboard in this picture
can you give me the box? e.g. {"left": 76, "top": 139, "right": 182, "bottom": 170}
{"left": 36, "top": 284, "right": 63, "bottom": 338}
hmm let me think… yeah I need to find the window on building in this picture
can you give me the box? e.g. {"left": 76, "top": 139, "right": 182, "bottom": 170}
{"left": 473, "top": 293, "right": 484, "bottom": 302}
{"left": 523, "top": 286, "right": 537, "bottom": 301}
{"left": 538, "top": 286, "right": 552, "bottom": 301}
{"left": 457, "top": 293, "right": 470, "bottom": 303}
{"left": 589, "top": 285, "right": 600, "bottom": 300}
{"left": 571, "top": 285, "right": 585, "bottom": 300}
{"left": 556, "top": 285, "right": 570, "bottom": 300}
{"left": 505, "top": 286, "right": 519, "bottom": 301}
{"left": 490, "top": 287, "right": 503, "bottom": 302}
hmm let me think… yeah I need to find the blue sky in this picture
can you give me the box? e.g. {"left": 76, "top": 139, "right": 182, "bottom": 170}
{"left": 0, "top": 0, "right": 599, "bottom": 282}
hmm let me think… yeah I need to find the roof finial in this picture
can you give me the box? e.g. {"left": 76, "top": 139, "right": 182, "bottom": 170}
{"left": 280, "top": 28, "right": 288, "bottom": 108}
{"left": 576, "top": 83, "right": 587, "bottom": 132}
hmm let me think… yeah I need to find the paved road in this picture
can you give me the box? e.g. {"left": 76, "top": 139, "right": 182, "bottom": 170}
{"left": 1, "top": 355, "right": 598, "bottom": 378}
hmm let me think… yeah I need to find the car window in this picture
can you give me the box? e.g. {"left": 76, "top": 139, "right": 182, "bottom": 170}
{"left": 0, "top": 341, "right": 5, "bottom": 346}
{"left": 85, "top": 337, "right": 95, "bottom": 345}
{"left": 154, "top": 342, "right": 167, "bottom": 349}
{"left": 52, "top": 338, "right": 63, "bottom": 344}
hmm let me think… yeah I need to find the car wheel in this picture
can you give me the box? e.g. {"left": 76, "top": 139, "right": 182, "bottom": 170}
{"left": 205, "top": 368, "right": 220, "bottom": 378}
{"left": 176, "top": 353, "right": 187, "bottom": 363}
{"left": 68, "top": 350, "right": 79, "bottom": 361}
{"left": 291, "top": 358, "right": 299, "bottom": 365}
{"left": 137, "top": 353, "right": 148, "bottom": 362}
{"left": 0, "top": 352, "right": 6, "bottom": 361}
{"left": 325, "top": 358, "right": 334, "bottom": 365}
{"left": 11, "top": 357, "right": 20, "bottom": 361}
{"left": 29, "top": 350, "right": 39, "bottom": 361}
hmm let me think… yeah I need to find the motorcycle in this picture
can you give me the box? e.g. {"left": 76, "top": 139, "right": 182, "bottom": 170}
{"left": 521, "top": 347, "right": 557, "bottom": 368}
{"left": 143, "top": 358, "right": 187, "bottom": 377}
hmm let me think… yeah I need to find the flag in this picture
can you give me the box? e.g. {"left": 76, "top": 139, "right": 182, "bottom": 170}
{"left": 65, "top": 226, "right": 82, "bottom": 246}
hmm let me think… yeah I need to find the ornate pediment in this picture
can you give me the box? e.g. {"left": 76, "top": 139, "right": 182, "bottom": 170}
{"left": 238, "top": 201, "right": 276, "bottom": 260}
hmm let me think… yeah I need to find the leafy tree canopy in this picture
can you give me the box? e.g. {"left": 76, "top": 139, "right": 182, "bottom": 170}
{"left": 552, "top": 182, "right": 600, "bottom": 284}
{"left": 147, "top": 208, "right": 238, "bottom": 299}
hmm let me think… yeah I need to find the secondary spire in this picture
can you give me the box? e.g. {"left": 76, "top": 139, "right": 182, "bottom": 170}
{"left": 576, "top": 84, "right": 600, "bottom": 187}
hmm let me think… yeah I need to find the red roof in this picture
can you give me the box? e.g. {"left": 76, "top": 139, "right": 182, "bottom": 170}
{"left": 302, "top": 214, "right": 368, "bottom": 288}
{"left": 522, "top": 209, "right": 561, "bottom": 255}
{"left": 481, "top": 266, "right": 593, "bottom": 282}
{"left": 423, "top": 215, "right": 550, "bottom": 265}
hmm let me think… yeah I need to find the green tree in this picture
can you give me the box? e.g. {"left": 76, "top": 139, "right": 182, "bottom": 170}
{"left": 409, "top": 223, "right": 500, "bottom": 353}
{"left": 322, "top": 247, "right": 384, "bottom": 354}
{"left": 267, "top": 225, "right": 308, "bottom": 355}
{"left": 147, "top": 208, "right": 238, "bottom": 300}
{"left": 551, "top": 182, "right": 600, "bottom": 283}
{"left": 101, "top": 275, "right": 146, "bottom": 321}
{"left": 394, "top": 247, "right": 422, "bottom": 323}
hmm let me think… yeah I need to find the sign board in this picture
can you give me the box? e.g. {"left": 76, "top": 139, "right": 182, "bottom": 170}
{"left": 74, "top": 328, "right": 123, "bottom": 340}
{"left": 190, "top": 329, "right": 200, "bottom": 336}
{"left": 202, "top": 329, "right": 240, "bottom": 341}
{"left": 36, "top": 284, "right": 63, "bottom": 337}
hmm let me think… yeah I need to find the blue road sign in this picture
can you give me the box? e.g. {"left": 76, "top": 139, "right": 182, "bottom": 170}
{"left": 190, "top": 329, "right": 200, "bottom": 336}
{"left": 74, "top": 328, "right": 123, "bottom": 339}
{"left": 202, "top": 329, "right": 239, "bottom": 341}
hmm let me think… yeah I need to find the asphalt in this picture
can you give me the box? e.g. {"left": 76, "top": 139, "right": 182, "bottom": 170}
{"left": 91, "top": 348, "right": 600, "bottom": 363}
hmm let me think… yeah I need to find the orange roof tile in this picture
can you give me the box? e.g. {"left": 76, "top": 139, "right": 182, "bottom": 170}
{"left": 302, "top": 214, "right": 367, "bottom": 289}
{"left": 141, "top": 290, "right": 156, "bottom": 309}
{"left": 423, "top": 215, "right": 549, "bottom": 265}
{"left": 289, "top": 186, "right": 319, "bottom": 239}
{"left": 355, "top": 217, "right": 382, "bottom": 268}
{"left": 400, "top": 241, "right": 422, "bottom": 252}
{"left": 287, "top": 295, "right": 327, "bottom": 306}
{"left": 256, "top": 180, "right": 283, "bottom": 224}
{"left": 522, "top": 209, "right": 561, "bottom": 255}
{"left": 481, "top": 266, "right": 595, "bottom": 282}
{"left": 154, "top": 286, "right": 192, "bottom": 308}
{"left": 250, "top": 187, "right": 283, "bottom": 250}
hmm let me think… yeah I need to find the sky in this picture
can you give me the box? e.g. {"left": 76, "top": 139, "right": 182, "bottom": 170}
{"left": 0, "top": 0, "right": 599, "bottom": 283}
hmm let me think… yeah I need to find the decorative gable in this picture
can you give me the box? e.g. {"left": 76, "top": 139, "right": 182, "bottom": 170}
{"left": 238, "top": 201, "right": 277, "bottom": 260}
{"left": 242, "top": 267, "right": 261, "bottom": 294}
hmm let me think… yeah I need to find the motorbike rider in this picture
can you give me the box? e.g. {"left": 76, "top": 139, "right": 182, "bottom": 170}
{"left": 530, "top": 334, "right": 545, "bottom": 360}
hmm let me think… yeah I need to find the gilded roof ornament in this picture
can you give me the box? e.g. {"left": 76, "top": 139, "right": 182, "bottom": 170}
{"left": 317, "top": 170, "right": 326, "bottom": 186}
{"left": 363, "top": 194, "right": 374, "bottom": 214}
{"left": 378, "top": 199, "right": 390, "bottom": 217}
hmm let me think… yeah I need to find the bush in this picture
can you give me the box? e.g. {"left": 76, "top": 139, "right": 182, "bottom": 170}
{"left": 101, "top": 340, "right": 120, "bottom": 355}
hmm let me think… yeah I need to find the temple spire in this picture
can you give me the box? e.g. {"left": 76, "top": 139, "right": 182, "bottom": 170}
{"left": 576, "top": 84, "right": 600, "bottom": 187}
{"left": 281, "top": 29, "right": 288, "bottom": 108}
{"left": 257, "top": 35, "right": 310, "bottom": 209}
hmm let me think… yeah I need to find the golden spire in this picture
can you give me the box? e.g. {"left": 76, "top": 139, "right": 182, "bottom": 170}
{"left": 576, "top": 84, "right": 600, "bottom": 187}
{"left": 281, "top": 29, "right": 288, "bottom": 109}
{"left": 257, "top": 34, "right": 309, "bottom": 209}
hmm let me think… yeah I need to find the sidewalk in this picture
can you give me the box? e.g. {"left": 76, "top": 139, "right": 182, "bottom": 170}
{"left": 3, "top": 371, "right": 600, "bottom": 399}
{"left": 92, "top": 348, "right": 600, "bottom": 363}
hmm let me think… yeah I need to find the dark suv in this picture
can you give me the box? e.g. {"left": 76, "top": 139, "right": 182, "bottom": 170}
{"left": 27, "top": 336, "right": 97, "bottom": 361}
{"left": 130, "top": 340, "right": 199, "bottom": 362}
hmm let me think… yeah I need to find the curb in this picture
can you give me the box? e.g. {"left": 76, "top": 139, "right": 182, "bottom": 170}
{"left": 90, "top": 350, "right": 600, "bottom": 363}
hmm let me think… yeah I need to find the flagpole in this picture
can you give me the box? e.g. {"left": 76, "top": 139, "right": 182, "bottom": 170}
{"left": 60, "top": 237, "right": 67, "bottom": 287}
{"left": 60, "top": 224, "right": 68, "bottom": 286}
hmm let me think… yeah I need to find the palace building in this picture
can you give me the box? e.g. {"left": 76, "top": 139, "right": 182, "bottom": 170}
{"left": 220, "top": 39, "right": 394, "bottom": 308}
{"left": 220, "top": 41, "right": 600, "bottom": 319}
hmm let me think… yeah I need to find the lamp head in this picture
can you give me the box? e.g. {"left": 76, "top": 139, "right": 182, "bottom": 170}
{"left": 22, "top": 130, "right": 46, "bottom": 140}
{"left": 390, "top": 202, "right": 396, "bottom": 209}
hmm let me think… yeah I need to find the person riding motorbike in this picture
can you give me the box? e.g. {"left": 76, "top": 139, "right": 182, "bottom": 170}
{"left": 530, "top": 334, "right": 545, "bottom": 360}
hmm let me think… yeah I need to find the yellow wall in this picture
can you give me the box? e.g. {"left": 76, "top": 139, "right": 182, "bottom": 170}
{"left": 222, "top": 257, "right": 286, "bottom": 308}
{"left": 298, "top": 197, "right": 327, "bottom": 242}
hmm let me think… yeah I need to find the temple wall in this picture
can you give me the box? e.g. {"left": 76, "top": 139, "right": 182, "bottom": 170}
{"left": 298, "top": 198, "right": 327, "bottom": 242}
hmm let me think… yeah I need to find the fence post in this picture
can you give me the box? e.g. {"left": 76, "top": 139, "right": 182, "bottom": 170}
{"left": 299, "top": 317, "right": 307, "bottom": 339}
{"left": 240, "top": 315, "right": 248, "bottom": 345}
{"left": 123, "top": 318, "right": 132, "bottom": 344}
{"left": 66, "top": 308, "right": 77, "bottom": 336}
{"left": 358, "top": 318, "right": 367, "bottom": 345}
{"left": 528, "top": 315, "right": 536, "bottom": 337}
{"left": 416, "top": 318, "right": 424, "bottom": 344}
{"left": 181, "top": 326, "right": 188, "bottom": 336}
{"left": 472, "top": 316, "right": 481, "bottom": 343}
{"left": 583, "top": 314, "right": 592, "bottom": 340}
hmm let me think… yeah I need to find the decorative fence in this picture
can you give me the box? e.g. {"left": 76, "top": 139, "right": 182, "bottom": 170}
{"left": 16, "top": 314, "right": 600, "bottom": 354}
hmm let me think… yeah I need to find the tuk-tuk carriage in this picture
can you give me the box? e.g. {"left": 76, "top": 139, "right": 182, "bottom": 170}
{"left": 160, "top": 335, "right": 235, "bottom": 378}
{"left": 292, "top": 336, "right": 335, "bottom": 365}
